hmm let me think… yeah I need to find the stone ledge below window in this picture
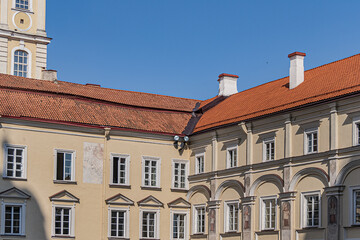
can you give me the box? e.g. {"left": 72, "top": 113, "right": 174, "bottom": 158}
{"left": 1, "top": 234, "right": 26, "bottom": 238}
{"left": 190, "top": 233, "right": 207, "bottom": 239}
{"left": 220, "top": 231, "right": 241, "bottom": 237}
{"left": 53, "top": 180, "right": 77, "bottom": 185}
{"left": 140, "top": 186, "right": 162, "bottom": 191}
{"left": 109, "top": 184, "right": 131, "bottom": 189}
{"left": 170, "top": 188, "right": 188, "bottom": 193}
{"left": 2, "top": 176, "right": 27, "bottom": 181}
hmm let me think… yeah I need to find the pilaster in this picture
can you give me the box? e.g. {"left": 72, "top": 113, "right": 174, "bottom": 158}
{"left": 0, "top": 0, "right": 8, "bottom": 29}
{"left": 35, "top": 43, "right": 47, "bottom": 79}
{"left": 207, "top": 200, "right": 221, "bottom": 240}
{"left": 0, "top": 37, "right": 7, "bottom": 74}
{"left": 246, "top": 122, "right": 253, "bottom": 166}
{"left": 279, "top": 192, "right": 297, "bottom": 240}
{"left": 241, "top": 196, "right": 256, "bottom": 240}
{"left": 284, "top": 114, "right": 292, "bottom": 158}
{"left": 324, "top": 186, "right": 345, "bottom": 240}
{"left": 329, "top": 103, "right": 338, "bottom": 151}
{"left": 211, "top": 131, "right": 218, "bottom": 172}
{"left": 37, "top": 0, "right": 47, "bottom": 36}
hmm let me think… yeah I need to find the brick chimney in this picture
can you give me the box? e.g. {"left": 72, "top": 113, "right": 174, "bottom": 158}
{"left": 288, "top": 52, "right": 306, "bottom": 89}
{"left": 42, "top": 69, "right": 57, "bottom": 82}
{"left": 218, "top": 73, "right": 239, "bottom": 96}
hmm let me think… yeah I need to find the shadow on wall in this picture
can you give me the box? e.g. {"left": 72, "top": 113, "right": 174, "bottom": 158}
{"left": 1, "top": 130, "right": 47, "bottom": 239}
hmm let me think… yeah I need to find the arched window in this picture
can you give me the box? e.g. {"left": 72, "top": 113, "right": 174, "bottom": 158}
{"left": 15, "top": 0, "right": 29, "bottom": 10}
{"left": 14, "top": 50, "right": 28, "bottom": 77}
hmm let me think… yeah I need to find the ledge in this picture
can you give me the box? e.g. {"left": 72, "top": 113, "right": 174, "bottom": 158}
{"left": 11, "top": 8, "right": 34, "bottom": 14}
{"left": 190, "top": 233, "right": 207, "bottom": 239}
{"left": 51, "top": 236, "right": 75, "bottom": 239}
{"left": 140, "top": 186, "right": 162, "bottom": 191}
{"left": 3, "top": 176, "right": 27, "bottom": 181}
{"left": 296, "top": 227, "right": 325, "bottom": 233}
{"left": 171, "top": 188, "right": 188, "bottom": 193}
{"left": 255, "top": 230, "right": 279, "bottom": 235}
{"left": 344, "top": 224, "right": 360, "bottom": 228}
{"left": 109, "top": 184, "right": 131, "bottom": 189}
{"left": 53, "top": 180, "right": 77, "bottom": 185}
{"left": 1, "top": 234, "right": 26, "bottom": 238}
{"left": 220, "top": 231, "right": 241, "bottom": 237}
{"left": 108, "top": 238, "right": 130, "bottom": 240}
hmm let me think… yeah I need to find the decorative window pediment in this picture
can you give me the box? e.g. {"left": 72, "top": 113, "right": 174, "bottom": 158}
{"left": 137, "top": 195, "right": 164, "bottom": 207}
{"left": 49, "top": 190, "right": 79, "bottom": 203}
{"left": 0, "top": 187, "right": 30, "bottom": 199}
{"left": 105, "top": 194, "right": 134, "bottom": 206}
{"left": 167, "top": 197, "right": 191, "bottom": 209}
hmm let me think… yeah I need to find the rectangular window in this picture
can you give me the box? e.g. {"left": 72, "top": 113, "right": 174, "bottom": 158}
{"left": 54, "top": 207, "right": 72, "bottom": 236}
{"left": 172, "top": 213, "right": 186, "bottom": 239}
{"left": 263, "top": 138, "right": 275, "bottom": 161}
{"left": 303, "top": 193, "right": 320, "bottom": 227}
{"left": 142, "top": 157, "right": 160, "bottom": 187}
{"left": 194, "top": 206, "right": 205, "bottom": 234}
{"left": 55, "top": 151, "right": 74, "bottom": 181}
{"left": 4, "top": 205, "right": 21, "bottom": 235}
{"left": 261, "top": 198, "right": 276, "bottom": 230}
{"left": 173, "top": 160, "right": 188, "bottom": 189}
{"left": 227, "top": 147, "right": 237, "bottom": 168}
{"left": 225, "top": 202, "right": 239, "bottom": 232}
{"left": 15, "top": 0, "right": 29, "bottom": 10}
{"left": 109, "top": 209, "right": 128, "bottom": 237}
{"left": 142, "top": 211, "right": 158, "bottom": 239}
{"left": 305, "top": 129, "right": 318, "bottom": 154}
{"left": 111, "top": 154, "right": 129, "bottom": 185}
{"left": 357, "top": 123, "right": 360, "bottom": 146}
{"left": 195, "top": 154, "right": 204, "bottom": 174}
{"left": 4, "top": 146, "right": 26, "bottom": 179}
{"left": 353, "top": 118, "right": 360, "bottom": 146}
{"left": 353, "top": 189, "right": 360, "bottom": 224}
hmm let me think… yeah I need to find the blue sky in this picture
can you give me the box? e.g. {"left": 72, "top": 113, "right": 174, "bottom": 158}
{"left": 46, "top": 1, "right": 360, "bottom": 100}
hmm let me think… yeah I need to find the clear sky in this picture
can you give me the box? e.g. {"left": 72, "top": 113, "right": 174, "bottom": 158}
{"left": 46, "top": 0, "right": 360, "bottom": 100}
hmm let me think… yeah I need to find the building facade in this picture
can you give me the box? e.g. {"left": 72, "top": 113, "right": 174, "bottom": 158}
{"left": 0, "top": 1, "right": 359, "bottom": 240}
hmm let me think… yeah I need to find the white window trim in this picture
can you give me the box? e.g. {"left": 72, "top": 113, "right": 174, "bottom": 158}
{"left": 170, "top": 210, "right": 189, "bottom": 240}
{"left": 262, "top": 137, "right": 275, "bottom": 162}
{"left": 107, "top": 206, "right": 130, "bottom": 238}
{"left": 3, "top": 144, "right": 27, "bottom": 179}
{"left": 226, "top": 145, "right": 238, "bottom": 168}
{"left": 304, "top": 128, "right": 318, "bottom": 155}
{"left": 110, "top": 153, "right": 130, "bottom": 186}
{"left": 259, "top": 196, "right": 277, "bottom": 230}
{"left": 195, "top": 153, "right": 205, "bottom": 174}
{"left": 51, "top": 204, "right": 75, "bottom": 237}
{"left": 192, "top": 204, "right": 206, "bottom": 234}
{"left": 53, "top": 149, "right": 76, "bottom": 182}
{"left": 301, "top": 191, "right": 321, "bottom": 228}
{"left": 139, "top": 208, "right": 160, "bottom": 239}
{"left": 172, "top": 159, "right": 189, "bottom": 190}
{"left": 12, "top": 0, "right": 33, "bottom": 12}
{"left": 349, "top": 185, "right": 360, "bottom": 225}
{"left": 224, "top": 200, "right": 239, "bottom": 233}
{"left": 11, "top": 46, "right": 32, "bottom": 78}
{"left": 141, "top": 156, "right": 161, "bottom": 188}
{"left": 353, "top": 117, "right": 360, "bottom": 146}
{"left": 0, "top": 202, "right": 26, "bottom": 236}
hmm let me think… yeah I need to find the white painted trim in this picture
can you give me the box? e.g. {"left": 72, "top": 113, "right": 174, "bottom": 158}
{"left": 141, "top": 156, "right": 161, "bottom": 188}
{"left": 170, "top": 209, "right": 189, "bottom": 240}
{"left": 12, "top": 11, "right": 32, "bottom": 32}
{"left": 352, "top": 117, "right": 360, "bottom": 147}
{"left": 226, "top": 145, "right": 238, "bottom": 168}
{"left": 172, "top": 159, "right": 189, "bottom": 190}
{"left": 304, "top": 128, "right": 318, "bottom": 155}
{"left": 53, "top": 149, "right": 76, "bottom": 182}
{"left": 110, "top": 153, "right": 130, "bottom": 186}
{"left": 10, "top": 46, "right": 32, "bottom": 78}
{"left": 0, "top": 202, "right": 26, "bottom": 236}
{"left": 12, "top": 0, "right": 33, "bottom": 12}
{"left": 51, "top": 203, "right": 75, "bottom": 237}
{"left": 262, "top": 137, "right": 275, "bottom": 162}
{"left": 192, "top": 204, "right": 206, "bottom": 234}
{"left": 107, "top": 206, "right": 130, "bottom": 238}
{"left": 139, "top": 208, "right": 160, "bottom": 239}
{"left": 195, "top": 152, "right": 205, "bottom": 174}
{"left": 259, "top": 195, "right": 277, "bottom": 231}
{"left": 300, "top": 191, "right": 321, "bottom": 228}
{"left": 349, "top": 185, "right": 360, "bottom": 225}
{"left": 3, "top": 144, "right": 27, "bottom": 179}
{"left": 224, "top": 200, "right": 240, "bottom": 233}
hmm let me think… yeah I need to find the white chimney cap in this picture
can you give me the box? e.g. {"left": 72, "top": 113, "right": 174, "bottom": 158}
{"left": 288, "top": 52, "right": 306, "bottom": 89}
{"left": 218, "top": 73, "right": 239, "bottom": 97}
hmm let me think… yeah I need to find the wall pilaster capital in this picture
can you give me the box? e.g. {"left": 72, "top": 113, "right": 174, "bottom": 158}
{"left": 241, "top": 196, "right": 256, "bottom": 205}
{"left": 324, "top": 185, "right": 345, "bottom": 196}
{"left": 279, "top": 191, "right": 297, "bottom": 201}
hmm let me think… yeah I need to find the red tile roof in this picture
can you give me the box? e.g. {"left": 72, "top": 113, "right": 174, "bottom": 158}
{"left": 194, "top": 53, "right": 360, "bottom": 133}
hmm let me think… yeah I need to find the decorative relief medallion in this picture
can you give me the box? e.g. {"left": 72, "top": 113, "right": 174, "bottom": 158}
{"left": 13, "top": 12, "right": 32, "bottom": 31}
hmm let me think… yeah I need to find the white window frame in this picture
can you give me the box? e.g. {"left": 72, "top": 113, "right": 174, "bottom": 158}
{"left": 53, "top": 149, "right": 76, "bottom": 182}
{"left": 11, "top": 47, "right": 32, "bottom": 78}
{"left": 226, "top": 146, "right": 238, "bottom": 168}
{"left": 172, "top": 159, "right": 189, "bottom": 190}
{"left": 301, "top": 191, "right": 321, "bottom": 228}
{"left": 139, "top": 208, "right": 160, "bottom": 239}
{"left": 141, "top": 156, "right": 161, "bottom": 188}
{"left": 260, "top": 196, "right": 277, "bottom": 230}
{"left": 224, "top": 200, "right": 239, "bottom": 233}
{"left": 110, "top": 153, "right": 130, "bottom": 186}
{"left": 195, "top": 153, "right": 205, "bottom": 174}
{"left": 349, "top": 186, "right": 360, "bottom": 225}
{"left": 353, "top": 117, "right": 360, "bottom": 146}
{"left": 304, "top": 128, "right": 318, "bottom": 154}
{"left": 108, "top": 207, "right": 130, "bottom": 238}
{"left": 3, "top": 144, "right": 27, "bottom": 179}
{"left": 170, "top": 210, "right": 189, "bottom": 240}
{"left": 263, "top": 137, "right": 275, "bottom": 162}
{"left": 51, "top": 204, "right": 75, "bottom": 237}
{"left": 12, "top": 0, "right": 33, "bottom": 12}
{"left": 193, "top": 204, "right": 206, "bottom": 234}
{"left": 0, "top": 202, "right": 26, "bottom": 236}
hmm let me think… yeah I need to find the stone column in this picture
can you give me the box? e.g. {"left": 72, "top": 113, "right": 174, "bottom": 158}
{"left": 207, "top": 200, "right": 220, "bottom": 240}
{"left": 241, "top": 196, "right": 256, "bottom": 240}
{"left": 324, "top": 186, "right": 345, "bottom": 240}
{"left": 279, "top": 192, "right": 297, "bottom": 240}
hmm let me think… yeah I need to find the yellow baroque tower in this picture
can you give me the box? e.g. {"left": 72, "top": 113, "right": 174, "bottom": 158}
{"left": 0, "top": 0, "right": 50, "bottom": 79}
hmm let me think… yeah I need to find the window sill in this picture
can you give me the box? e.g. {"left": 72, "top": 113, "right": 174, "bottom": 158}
{"left": 108, "top": 237, "right": 130, "bottom": 240}
{"left": 141, "top": 186, "right": 162, "bottom": 191}
{"left": 3, "top": 176, "right": 27, "bottom": 181}
{"left": 344, "top": 224, "right": 360, "bottom": 228}
{"left": 1, "top": 234, "right": 26, "bottom": 238}
{"left": 255, "top": 229, "right": 278, "bottom": 234}
{"left": 109, "top": 184, "right": 131, "bottom": 189}
{"left": 51, "top": 235, "right": 75, "bottom": 239}
{"left": 11, "top": 8, "right": 34, "bottom": 14}
{"left": 171, "top": 188, "right": 188, "bottom": 193}
{"left": 53, "top": 180, "right": 77, "bottom": 185}
{"left": 220, "top": 231, "right": 241, "bottom": 237}
{"left": 190, "top": 233, "right": 207, "bottom": 238}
